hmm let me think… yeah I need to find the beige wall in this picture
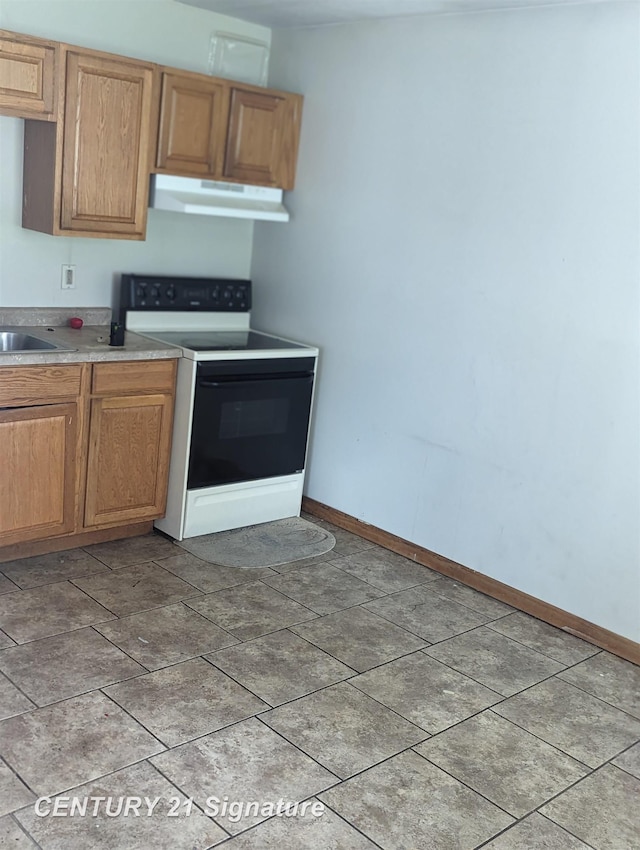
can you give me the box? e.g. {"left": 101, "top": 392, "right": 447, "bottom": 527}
{"left": 251, "top": 2, "right": 640, "bottom": 640}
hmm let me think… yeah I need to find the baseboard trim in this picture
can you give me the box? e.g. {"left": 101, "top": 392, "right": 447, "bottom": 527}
{"left": 0, "top": 521, "right": 154, "bottom": 563}
{"left": 303, "top": 497, "right": 640, "bottom": 666}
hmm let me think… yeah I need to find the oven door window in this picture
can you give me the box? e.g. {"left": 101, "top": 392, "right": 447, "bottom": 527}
{"left": 188, "top": 370, "right": 314, "bottom": 489}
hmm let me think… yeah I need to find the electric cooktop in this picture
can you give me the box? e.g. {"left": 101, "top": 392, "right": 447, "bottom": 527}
{"left": 121, "top": 274, "right": 318, "bottom": 361}
{"left": 145, "top": 329, "right": 307, "bottom": 352}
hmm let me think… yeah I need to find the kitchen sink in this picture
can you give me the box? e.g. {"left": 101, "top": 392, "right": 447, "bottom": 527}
{"left": 0, "top": 331, "right": 76, "bottom": 353}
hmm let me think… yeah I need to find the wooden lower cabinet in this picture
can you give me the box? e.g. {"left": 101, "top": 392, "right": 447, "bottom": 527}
{"left": 0, "top": 358, "right": 176, "bottom": 555}
{"left": 84, "top": 387, "right": 175, "bottom": 528}
{"left": 0, "top": 403, "right": 76, "bottom": 546}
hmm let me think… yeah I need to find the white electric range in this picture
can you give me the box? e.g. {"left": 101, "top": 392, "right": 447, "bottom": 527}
{"left": 121, "top": 274, "right": 319, "bottom": 540}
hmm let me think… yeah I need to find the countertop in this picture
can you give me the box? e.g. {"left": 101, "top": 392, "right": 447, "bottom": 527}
{"left": 0, "top": 308, "right": 180, "bottom": 366}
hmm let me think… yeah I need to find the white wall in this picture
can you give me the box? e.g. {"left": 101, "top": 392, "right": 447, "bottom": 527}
{"left": 0, "top": 0, "right": 271, "bottom": 306}
{"left": 251, "top": 2, "right": 640, "bottom": 641}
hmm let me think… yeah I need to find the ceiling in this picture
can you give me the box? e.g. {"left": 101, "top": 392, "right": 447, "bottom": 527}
{"left": 178, "top": 0, "right": 608, "bottom": 28}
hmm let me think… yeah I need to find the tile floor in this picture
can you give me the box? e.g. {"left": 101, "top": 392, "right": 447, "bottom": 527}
{"left": 0, "top": 519, "right": 639, "bottom": 849}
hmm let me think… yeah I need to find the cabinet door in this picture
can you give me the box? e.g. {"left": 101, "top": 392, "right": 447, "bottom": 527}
{"left": 224, "top": 87, "right": 302, "bottom": 190}
{"left": 0, "top": 403, "right": 76, "bottom": 546}
{"left": 84, "top": 394, "right": 174, "bottom": 527}
{"left": 0, "top": 33, "right": 57, "bottom": 119}
{"left": 60, "top": 50, "right": 153, "bottom": 237}
{"left": 156, "top": 71, "right": 228, "bottom": 177}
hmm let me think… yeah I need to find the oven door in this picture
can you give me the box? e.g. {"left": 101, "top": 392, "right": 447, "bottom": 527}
{"left": 188, "top": 357, "right": 316, "bottom": 489}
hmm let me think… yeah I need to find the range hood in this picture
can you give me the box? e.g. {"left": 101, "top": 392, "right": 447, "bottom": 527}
{"left": 149, "top": 175, "right": 289, "bottom": 222}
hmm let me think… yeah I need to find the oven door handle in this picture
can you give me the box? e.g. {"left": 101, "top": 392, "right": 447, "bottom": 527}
{"left": 198, "top": 374, "right": 314, "bottom": 388}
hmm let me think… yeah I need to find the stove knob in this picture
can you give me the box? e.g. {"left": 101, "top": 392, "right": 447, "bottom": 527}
{"left": 135, "top": 284, "right": 147, "bottom": 302}
{"left": 150, "top": 285, "right": 161, "bottom": 299}
{"left": 166, "top": 286, "right": 176, "bottom": 301}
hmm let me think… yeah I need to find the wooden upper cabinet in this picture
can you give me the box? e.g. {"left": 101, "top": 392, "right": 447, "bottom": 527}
{"left": 224, "top": 87, "right": 302, "bottom": 190}
{"left": 8, "top": 28, "right": 305, "bottom": 239}
{"left": 156, "top": 71, "right": 229, "bottom": 177}
{"left": 155, "top": 74, "right": 303, "bottom": 189}
{"left": 60, "top": 50, "right": 154, "bottom": 237}
{"left": 0, "top": 31, "right": 57, "bottom": 120}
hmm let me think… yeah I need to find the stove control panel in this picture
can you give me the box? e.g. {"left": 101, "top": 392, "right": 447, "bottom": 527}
{"left": 120, "top": 275, "right": 251, "bottom": 313}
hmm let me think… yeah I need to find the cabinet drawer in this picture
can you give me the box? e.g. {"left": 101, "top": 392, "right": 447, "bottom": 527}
{"left": 0, "top": 365, "right": 82, "bottom": 407}
{"left": 92, "top": 359, "right": 176, "bottom": 395}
